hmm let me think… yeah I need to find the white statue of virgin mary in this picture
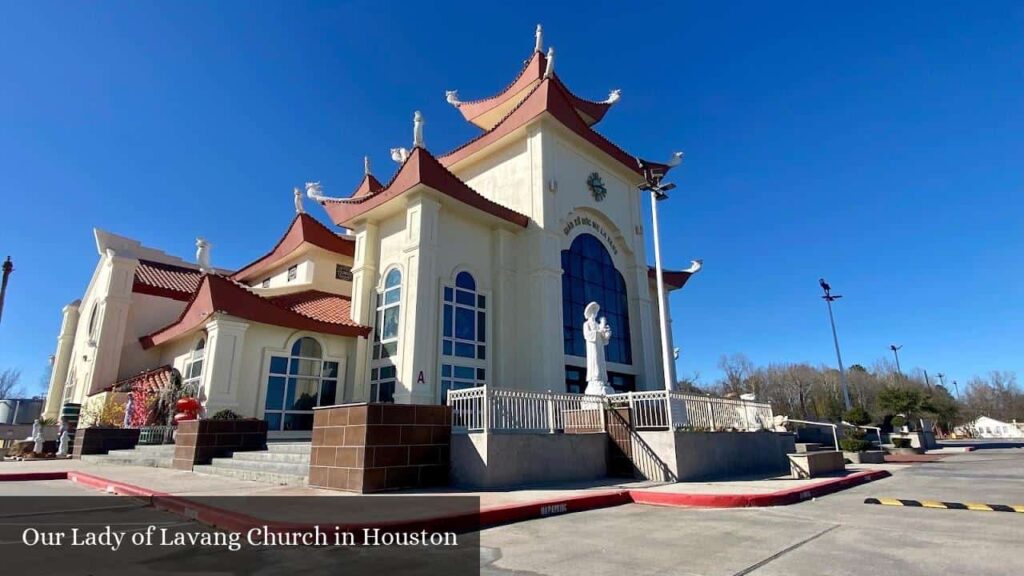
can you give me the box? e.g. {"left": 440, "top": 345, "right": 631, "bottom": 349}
{"left": 583, "top": 301, "right": 615, "bottom": 396}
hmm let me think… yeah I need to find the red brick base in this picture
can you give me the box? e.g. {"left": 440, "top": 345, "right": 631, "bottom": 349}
{"left": 309, "top": 403, "right": 451, "bottom": 493}
{"left": 172, "top": 419, "right": 267, "bottom": 471}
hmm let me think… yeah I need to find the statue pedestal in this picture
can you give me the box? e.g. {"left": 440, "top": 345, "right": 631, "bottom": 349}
{"left": 584, "top": 380, "right": 615, "bottom": 397}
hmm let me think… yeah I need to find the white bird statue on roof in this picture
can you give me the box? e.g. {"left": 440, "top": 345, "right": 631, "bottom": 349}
{"left": 684, "top": 259, "right": 703, "bottom": 274}
{"left": 391, "top": 147, "right": 410, "bottom": 164}
{"left": 445, "top": 90, "right": 462, "bottom": 107}
{"left": 363, "top": 155, "right": 372, "bottom": 176}
{"left": 535, "top": 24, "right": 543, "bottom": 53}
{"left": 544, "top": 47, "right": 555, "bottom": 79}
{"left": 667, "top": 151, "right": 684, "bottom": 167}
{"left": 305, "top": 181, "right": 324, "bottom": 201}
{"left": 603, "top": 89, "right": 621, "bottom": 105}
{"left": 293, "top": 187, "right": 305, "bottom": 214}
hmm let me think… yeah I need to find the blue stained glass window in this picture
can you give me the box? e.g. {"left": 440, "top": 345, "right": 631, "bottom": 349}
{"left": 384, "top": 268, "right": 401, "bottom": 288}
{"left": 456, "top": 271, "right": 476, "bottom": 290}
{"left": 456, "top": 289, "right": 475, "bottom": 306}
{"left": 455, "top": 307, "right": 475, "bottom": 340}
{"left": 441, "top": 365, "right": 452, "bottom": 377}
{"left": 444, "top": 286, "right": 453, "bottom": 302}
{"left": 269, "top": 356, "right": 288, "bottom": 374}
{"left": 455, "top": 342, "right": 475, "bottom": 358}
{"left": 443, "top": 304, "right": 453, "bottom": 337}
{"left": 561, "top": 233, "right": 632, "bottom": 364}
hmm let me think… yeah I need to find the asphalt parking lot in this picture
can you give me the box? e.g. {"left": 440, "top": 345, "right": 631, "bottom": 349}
{"left": 480, "top": 444, "right": 1024, "bottom": 576}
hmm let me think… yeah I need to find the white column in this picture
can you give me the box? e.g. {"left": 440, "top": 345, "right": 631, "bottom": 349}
{"left": 42, "top": 301, "right": 81, "bottom": 419}
{"left": 200, "top": 316, "right": 249, "bottom": 415}
{"left": 349, "top": 222, "right": 379, "bottom": 402}
{"left": 395, "top": 192, "right": 440, "bottom": 405}
{"left": 81, "top": 250, "right": 138, "bottom": 400}
{"left": 491, "top": 228, "right": 517, "bottom": 387}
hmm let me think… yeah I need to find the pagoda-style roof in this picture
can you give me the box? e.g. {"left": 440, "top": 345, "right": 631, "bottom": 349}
{"left": 133, "top": 260, "right": 204, "bottom": 302}
{"left": 349, "top": 173, "right": 385, "bottom": 199}
{"left": 648, "top": 266, "right": 699, "bottom": 291}
{"left": 452, "top": 50, "right": 614, "bottom": 131}
{"left": 441, "top": 74, "right": 643, "bottom": 177}
{"left": 318, "top": 147, "right": 530, "bottom": 229}
{"left": 141, "top": 274, "right": 370, "bottom": 349}
{"left": 232, "top": 213, "right": 355, "bottom": 283}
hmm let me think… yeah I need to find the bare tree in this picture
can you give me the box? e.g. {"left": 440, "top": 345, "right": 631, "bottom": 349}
{"left": 0, "top": 368, "right": 24, "bottom": 399}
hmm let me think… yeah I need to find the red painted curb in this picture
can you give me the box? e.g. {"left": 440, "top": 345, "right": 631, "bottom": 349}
{"left": 628, "top": 469, "right": 892, "bottom": 508}
{"left": 66, "top": 471, "right": 166, "bottom": 499}
{"left": 478, "top": 489, "right": 632, "bottom": 528}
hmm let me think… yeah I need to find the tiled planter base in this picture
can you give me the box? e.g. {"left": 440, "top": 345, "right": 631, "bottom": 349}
{"left": 72, "top": 427, "right": 140, "bottom": 458}
{"left": 172, "top": 419, "right": 267, "bottom": 471}
{"left": 309, "top": 403, "right": 451, "bottom": 493}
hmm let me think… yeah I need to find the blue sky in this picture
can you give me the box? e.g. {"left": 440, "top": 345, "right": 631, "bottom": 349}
{"left": 1, "top": 2, "right": 1021, "bottom": 395}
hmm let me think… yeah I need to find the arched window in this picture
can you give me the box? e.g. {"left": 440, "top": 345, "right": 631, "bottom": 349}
{"left": 264, "top": 336, "right": 340, "bottom": 431}
{"left": 182, "top": 336, "right": 206, "bottom": 394}
{"left": 561, "top": 233, "right": 632, "bottom": 364}
{"left": 87, "top": 303, "right": 100, "bottom": 339}
{"left": 370, "top": 269, "right": 402, "bottom": 403}
{"left": 439, "top": 271, "right": 486, "bottom": 400}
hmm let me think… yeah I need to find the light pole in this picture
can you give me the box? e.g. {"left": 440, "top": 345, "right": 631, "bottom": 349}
{"left": 936, "top": 372, "right": 946, "bottom": 391}
{"left": 952, "top": 380, "right": 961, "bottom": 399}
{"left": 819, "top": 278, "right": 851, "bottom": 410}
{"left": 889, "top": 344, "right": 903, "bottom": 380}
{"left": 639, "top": 154, "right": 682, "bottom": 392}
{"left": 0, "top": 256, "right": 13, "bottom": 326}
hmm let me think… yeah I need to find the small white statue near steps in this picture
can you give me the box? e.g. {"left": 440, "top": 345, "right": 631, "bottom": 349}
{"left": 57, "top": 418, "right": 70, "bottom": 457}
{"left": 31, "top": 419, "right": 44, "bottom": 454}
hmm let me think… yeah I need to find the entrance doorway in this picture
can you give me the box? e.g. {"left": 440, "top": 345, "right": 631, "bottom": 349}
{"left": 263, "top": 337, "right": 342, "bottom": 432}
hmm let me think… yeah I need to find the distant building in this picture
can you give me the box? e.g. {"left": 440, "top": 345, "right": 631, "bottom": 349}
{"left": 956, "top": 416, "right": 1024, "bottom": 439}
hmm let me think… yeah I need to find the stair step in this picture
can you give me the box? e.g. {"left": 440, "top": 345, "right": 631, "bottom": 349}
{"left": 229, "top": 451, "right": 310, "bottom": 464}
{"left": 80, "top": 454, "right": 173, "bottom": 469}
{"left": 208, "top": 457, "right": 309, "bottom": 476}
{"left": 193, "top": 464, "right": 307, "bottom": 486}
{"left": 264, "top": 442, "right": 312, "bottom": 455}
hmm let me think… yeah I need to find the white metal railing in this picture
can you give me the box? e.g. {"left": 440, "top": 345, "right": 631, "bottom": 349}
{"left": 447, "top": 386, "right": 605, "bottom": 433}
{"left": 447, "top": 387, "right": 774, "bottom": 433}
{"left": 606, "top": 391, "right": 774, "bottom": 431}
{"left": 787, "top": 418, "right": 840, "bottom": 449}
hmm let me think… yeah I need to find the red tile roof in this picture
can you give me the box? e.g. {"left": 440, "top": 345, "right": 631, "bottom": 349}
{"left": 648, "top": 266, "right": 697, "bottom": 291}
{"left": 102, "top": 365, "right": 174, "bottom": 395}
{"left": 439, "top": 75, "right": 644, "bottom": 178}
{"left": 232, "top": 213, "right": 355, "bottom": 283}
{"left": 267, "top": 290, "right": 356, "bottom": 325}
{"left": 133, "top": 260, "right": 203, "bottom": 302}
{"left": 350, "top": 173, "right": 385, "bottom": 199}
{"left": 319, "top": 147, "right": 530, "bottom": 229}
{"left": 141, "top": 275, "right": 370, "bottom": 349}
{"left": 453, "top": 51, "right": 612, "bottom": 129}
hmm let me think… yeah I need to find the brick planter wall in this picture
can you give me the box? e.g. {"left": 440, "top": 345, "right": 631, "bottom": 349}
{"left": 172, "top": 419, "right": 267, "bottom": 471}
{"left": 72, "top": 427, "right": 140, "bottom": 458}
{"left": 309, "top": 403, "right": 451, "bottom": 493}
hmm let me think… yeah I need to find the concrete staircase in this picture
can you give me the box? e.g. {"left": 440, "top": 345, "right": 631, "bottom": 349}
{"left": 80, "top": 444, "right": 175, "bottom": 469}
{"left": 192, "top": 442, "right": 310, "bottom": 486}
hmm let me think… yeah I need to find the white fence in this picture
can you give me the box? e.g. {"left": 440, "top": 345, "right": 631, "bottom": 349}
{"left": 446, "top": 387, "right": 773, "bottom": 433}
{"left": 606, "top": 391, "right": 773, "bottom": 431}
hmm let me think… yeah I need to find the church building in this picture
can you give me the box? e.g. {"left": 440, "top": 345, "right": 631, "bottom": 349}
{"left": 43, "top": 27, "right": 700, "bottom": 436}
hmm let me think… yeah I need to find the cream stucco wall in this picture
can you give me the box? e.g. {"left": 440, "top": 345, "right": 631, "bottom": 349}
{"left": 247, "top": 246, "right": 354, "bottom": 298}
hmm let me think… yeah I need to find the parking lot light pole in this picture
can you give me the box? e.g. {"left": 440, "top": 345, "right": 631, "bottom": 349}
{"left": 819, "top": 278, "right": 851, "bottom": 410}
{"left": 889, "top": 344, "right": 903, "bottom": 380}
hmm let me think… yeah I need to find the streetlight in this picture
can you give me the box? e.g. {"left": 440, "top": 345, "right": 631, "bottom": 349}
{"left": 889, "top": 344, "right": 903, "bottom": 380}
{"left": 819, "top": 278, "right": 851, "bottom": 410}
{"left": 936, "top": 372, "right": 946, "bottom": 391}
{"left": 639, "top": 153, "right": 683, "bottom": 392}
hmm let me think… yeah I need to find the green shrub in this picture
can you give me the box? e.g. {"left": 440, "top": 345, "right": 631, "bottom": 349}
{"left": 210, "top": 409, "right": 241, "bottom": 420}
{"left": 840, "top": 438, "right": 874, "bottom": 452}
{"left": 844, "top": 406, "right": 872, "bottom": 426}
{"left": 890, "top": 415, "right": 907, "bottom": 428}
{"left": 892, "top": 438, "right": 912, "bottom": 449}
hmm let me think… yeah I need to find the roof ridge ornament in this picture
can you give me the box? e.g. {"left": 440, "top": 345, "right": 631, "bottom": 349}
{"left": 535, "top": 24, "right": 543, "bottom": 53}
{"left": 363, "top": 155, "right": 372, "bottom": 176}
{"left": 445, "top": 90, "right": 462, "bottom": 107}
{"left": 603, "top": 89, "right": 621, "bottom": 105}
{"left": 413, "top": 110, "right": 425, "bottom": 148}
{"left": 293, "top": 187, "right": 305, "bottom": 214}
{"left": 195, "top": 237, "right": 211, "bottom": 273}
{"left": 543, "top": 47, "right": 555, "bottom": 79}
{"left": 305, "top": 181, "right": 343, "bottom": 203}
{"left": 391, "top": 147, "right": 410, "bottom": 164}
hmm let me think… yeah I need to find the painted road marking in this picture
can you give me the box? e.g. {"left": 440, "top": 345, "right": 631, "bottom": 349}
{"left": 865, "top": 498, "right": 1024, "bottom": 513}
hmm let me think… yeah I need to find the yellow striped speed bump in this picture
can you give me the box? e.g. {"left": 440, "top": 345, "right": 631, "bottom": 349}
{"left": 864, "top": 497, "right": 1024, "bottom": 513}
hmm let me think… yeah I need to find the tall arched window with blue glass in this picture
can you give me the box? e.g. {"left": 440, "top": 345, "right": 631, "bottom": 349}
{"left": 264, "top": 337, "right": 340, "bottom": 431}
{"left": 370, "top": 268, "right": 402, "bottom": 403}
{"left": 439, "top": 271, "right": 486, "bottom": 401}
{"left": 562, "top": 233, "right": 635, "bottom": 393}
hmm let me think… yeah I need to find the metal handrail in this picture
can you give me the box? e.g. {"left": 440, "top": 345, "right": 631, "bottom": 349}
{"left": 786, "top": 418, "right": 840, "bottom": 451}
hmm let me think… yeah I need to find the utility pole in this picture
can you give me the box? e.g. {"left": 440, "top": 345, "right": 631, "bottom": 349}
{"left": 923, "top": 370, "right": 933, "bottom": 391}
{"left": 0, "top": 256, "right": 13, "bottom": 326}
{"left": 889, "top": 344, "right": 903, "bottom": 381}
{"left": 819, "top": 278, "right": 851, "bottom": 410}
{"left": 936, "top": 372, "right": 946, "bottom": 390}
{"left": 639, "top": 154, "right": 685, "bottom": 393}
